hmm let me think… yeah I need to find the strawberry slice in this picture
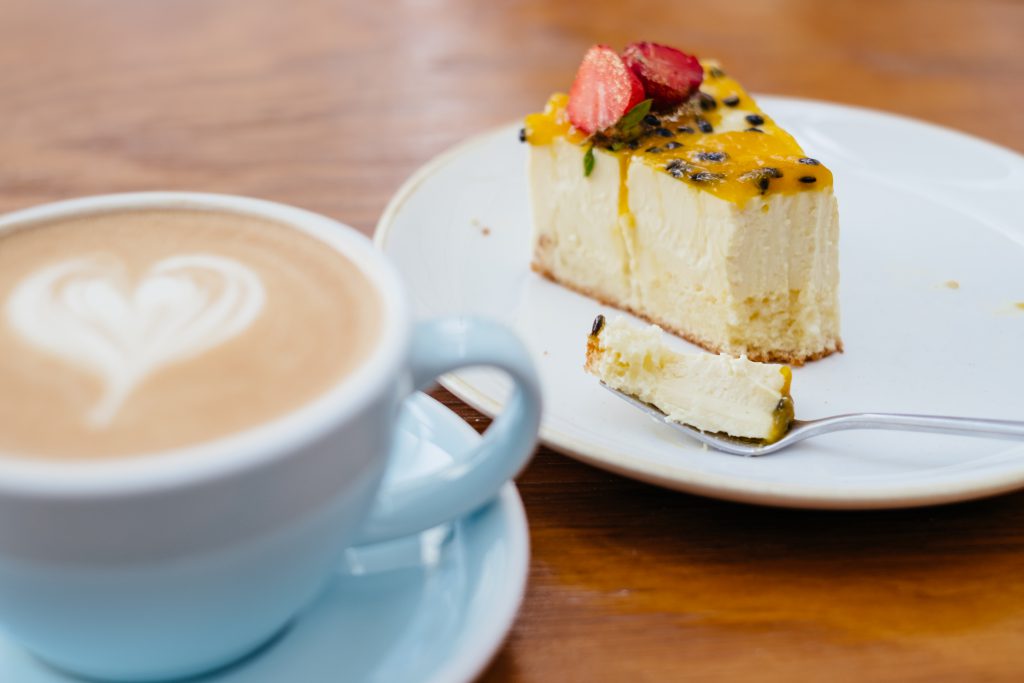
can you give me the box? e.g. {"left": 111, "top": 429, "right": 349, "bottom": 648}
{"left": 567, "top": 45, "right": 645, "bottom": 135}
{"left": 621, "top": 42, "right": 703, "bottom": 108}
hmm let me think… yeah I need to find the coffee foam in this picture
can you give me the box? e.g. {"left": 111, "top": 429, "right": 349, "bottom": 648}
{"left": 0, "top": 208, "right": 380, "bottom": 459}
{"left": 7, "top": 254, "right": 265, "bottom": 427}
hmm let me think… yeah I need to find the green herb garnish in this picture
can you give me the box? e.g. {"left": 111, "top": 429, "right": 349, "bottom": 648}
{"left": 616, "top": 99, "right": 653, "bottom": 134}
{"left": 582, "top": 98, "right": 653, "bottom": 176}
{"left": 583, "top": 145, "right": 595, "bottom": 177}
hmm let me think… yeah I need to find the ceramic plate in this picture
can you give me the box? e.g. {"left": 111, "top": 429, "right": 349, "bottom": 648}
{"left": 376, "top": 96, "right": 1024, "bottom": 509}
{"left": 0, "top": 393, "right": 529, "bottom": 683}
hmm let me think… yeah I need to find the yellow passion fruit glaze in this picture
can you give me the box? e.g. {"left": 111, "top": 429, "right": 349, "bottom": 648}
{"left": 524, "top": 61, "right": 833, "bottom": 207}
{"left": 768, "top": 366, "right": 794, "bottom": 444}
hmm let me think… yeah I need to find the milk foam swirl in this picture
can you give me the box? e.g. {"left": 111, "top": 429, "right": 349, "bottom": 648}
{"left": 6, "top": 254, "right": 265, "bottom": 427}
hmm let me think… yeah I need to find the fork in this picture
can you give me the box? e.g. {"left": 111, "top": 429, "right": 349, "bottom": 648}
{"left": 602, "top": 383, "right": 1024, "bottom": 457}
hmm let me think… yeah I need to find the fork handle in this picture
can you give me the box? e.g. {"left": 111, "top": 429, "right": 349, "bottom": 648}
{"left": 802, "top": 413, "right": 1024, "bottom": 440}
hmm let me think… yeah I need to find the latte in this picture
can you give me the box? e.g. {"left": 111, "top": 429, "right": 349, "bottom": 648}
{"left": 0, "top": 208, "right": 381, "bottom": 459}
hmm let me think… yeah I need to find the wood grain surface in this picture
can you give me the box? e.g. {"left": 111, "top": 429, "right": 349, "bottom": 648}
{"left": 2, "top": 1, "right": 1022, "bottom": 681}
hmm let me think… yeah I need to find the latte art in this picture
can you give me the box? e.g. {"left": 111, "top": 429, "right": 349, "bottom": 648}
{"left": 0, "top": 207, "right": 380, "bottom": 459}
{"left": 6, "top": 254, "right": 265, "bottom": 427}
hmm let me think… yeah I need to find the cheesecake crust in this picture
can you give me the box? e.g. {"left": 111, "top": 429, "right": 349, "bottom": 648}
{"left": 534, "top": 261, "right": 842, "bottom": 366}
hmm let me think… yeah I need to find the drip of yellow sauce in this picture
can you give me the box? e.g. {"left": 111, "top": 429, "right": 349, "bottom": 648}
{"left": 779, "top": 365, "right": 792, "bottom": 396}
{"left": 524, "top": 61, "right": 834, "bottom": 207}
{"left": 764, "top": 365, "right": 794, "bottom": 444}
{"left": 617, "top": 153, "right": 632, "bottom": 226}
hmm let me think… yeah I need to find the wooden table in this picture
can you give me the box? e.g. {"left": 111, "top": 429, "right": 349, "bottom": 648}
{"left": 2, "top": 1, "right": 1022, "bottom": 680}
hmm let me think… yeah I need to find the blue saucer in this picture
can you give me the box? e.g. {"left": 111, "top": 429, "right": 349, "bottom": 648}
{"left": 0, "top": 394, "right": 530, "bottom": 683}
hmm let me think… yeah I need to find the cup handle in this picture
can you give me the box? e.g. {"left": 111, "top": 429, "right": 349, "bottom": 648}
{"left": 353, "top": 317, "right": 542, "bottom": 545}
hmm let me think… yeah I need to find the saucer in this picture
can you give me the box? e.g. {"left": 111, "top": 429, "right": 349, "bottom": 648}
{"left": 0, "top": 393, "right": 529, "bottom": 683}
{"left": 375, "top": 96, "right": 1024, "bottom": 509}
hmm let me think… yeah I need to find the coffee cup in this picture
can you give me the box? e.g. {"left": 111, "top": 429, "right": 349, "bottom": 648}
{"left": 0, "top": 192, "right": 541, "bottom": 680}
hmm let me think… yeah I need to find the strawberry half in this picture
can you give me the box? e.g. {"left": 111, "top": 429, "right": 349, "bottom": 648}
{"left": 621, "top": 42, "right": 703, "bottom": 108}
{"left": 567, "top": 45, "right": 645, "bottom": 135}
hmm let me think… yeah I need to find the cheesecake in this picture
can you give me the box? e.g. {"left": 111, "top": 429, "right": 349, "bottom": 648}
{"left": 525, "top": 42, "right": 841, "bottom": 364}
{"left": 585, "top": 315, "right": 794, "bottom": 443}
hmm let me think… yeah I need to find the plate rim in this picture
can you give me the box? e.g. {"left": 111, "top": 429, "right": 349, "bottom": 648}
{"left": 375, "top": 96, "right": 1024, "bottom": 510}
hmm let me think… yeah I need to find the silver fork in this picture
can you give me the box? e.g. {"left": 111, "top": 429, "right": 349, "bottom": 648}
{"left": 602, "top": 383, "right": 1024, "bottom": 457}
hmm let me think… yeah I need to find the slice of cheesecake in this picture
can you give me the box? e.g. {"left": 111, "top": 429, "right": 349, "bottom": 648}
{"left": 525, "top": 43, "right": 841, "bottom": 365}
{"left": 585, "top": 315, "right": 794, "bottom": 443}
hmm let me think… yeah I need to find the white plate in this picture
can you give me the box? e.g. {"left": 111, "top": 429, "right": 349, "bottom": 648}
{"left": 375, "top": 96, "right": 1024, "bottom": 509}
{"left": 0, "top": 394, "right": 529, "bottom": 683}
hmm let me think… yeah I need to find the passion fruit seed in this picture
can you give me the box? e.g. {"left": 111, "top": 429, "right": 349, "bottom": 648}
{"left": 643, "top": 114, "right": 660, "bottom": 126}
{"left": 519, "top": 127, "right": 527, "bottom": 143}
{"left": 690, "top": 171, "right": 725, "bottom": 182}
{"left": 709, "top": 67, "right": 725, "bottom": 78}
{"left": 738, "top": 167, "right": 783, "bottom": 180}
{"left": 655, "top": 127, "right": 673, "bottom": 137}
{"left": 696, "top": 118, "right": 713, "bottom": 133}
{"left": 699, "top": 93, "right": 717, "bottom": 111}
{"left": 645, "top": 146, "right": 663, "bottom": 153}
{"left": 798, "top": 175, "right": 817, "bottom": 184}
{"left": 664, "top": 141, "right": 683, "bottom": 150}
{"left": 739, "top": 167, "right": 783, "bottom": 193}
{"left": 722, "top": 95, "right": 740, "bottom": 107}
{"left": 798, "top": 157, "right": 821, "bottom": 165}
{"left": 695, "top": 151, "right": 727, "bottom": 162}
{"left": 745, "top": 114, "right": 765, "bottom": 126}
{"left": 677, "top": 126, "right": 695, "bottom": 134}
{"left": 591, "top": 314, "right": 606, "bottom": 336}
{"left": 665, "top": 159, "right": 693, "bottom": 178}
{"left": 745, "top": 127, "right": 764, "bottom": 133}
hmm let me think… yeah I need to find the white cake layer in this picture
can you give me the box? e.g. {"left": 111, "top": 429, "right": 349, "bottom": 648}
{"left": 530, "top": 138, "right": 841, "bottom": 362}
{"left": 587, "top": 317, "right": 790, "bottom": 440}
{"left": 529, "top": 142, "right": 630, "bottom": 305}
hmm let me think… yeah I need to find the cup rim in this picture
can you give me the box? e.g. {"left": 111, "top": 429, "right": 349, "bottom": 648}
{"left": 0, "top": 192, "right": 410, "bottom": 498}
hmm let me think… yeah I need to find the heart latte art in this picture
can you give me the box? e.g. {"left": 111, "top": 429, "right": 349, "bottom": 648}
{"left": 6, "top": 254, "right": 265, "bottom": 427}
{"left": 0, "top": 207, "right": 380, "bottom": 459}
